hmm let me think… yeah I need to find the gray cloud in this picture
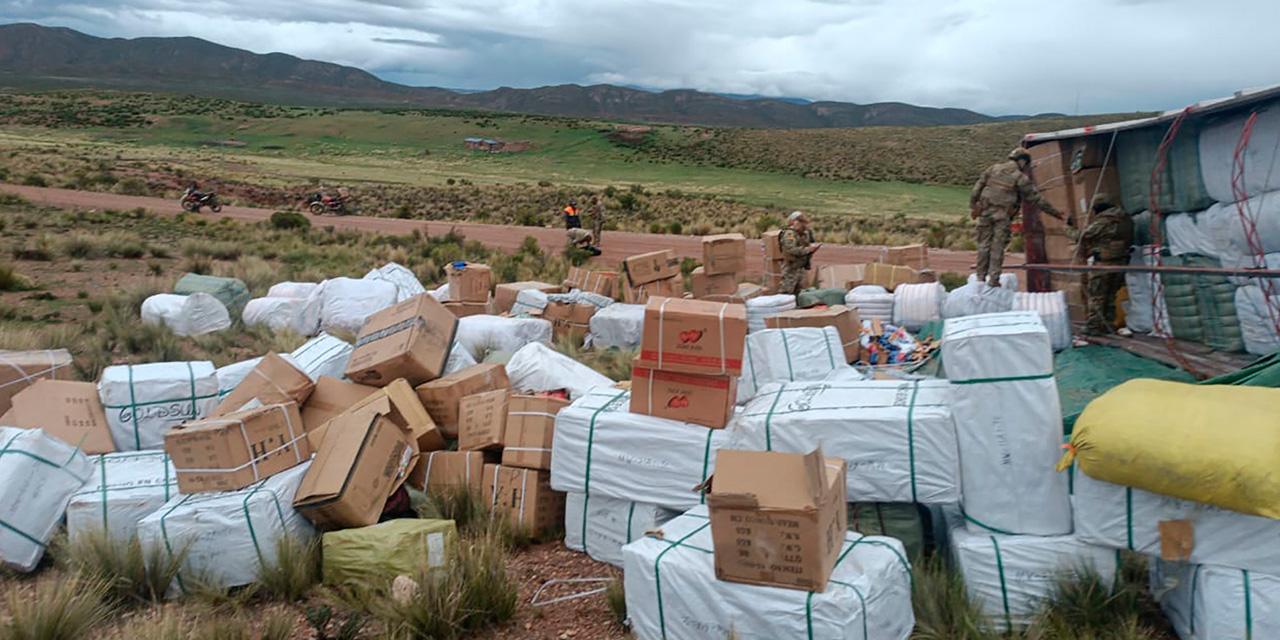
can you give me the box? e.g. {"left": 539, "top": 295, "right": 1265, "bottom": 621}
{"left": 3, "top": 0, "right": 1278, "bottom": 115}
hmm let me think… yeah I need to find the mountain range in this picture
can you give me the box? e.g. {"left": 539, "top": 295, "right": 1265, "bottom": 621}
{"left": 0, "top": 22, "right": 1052, "bottom": 128}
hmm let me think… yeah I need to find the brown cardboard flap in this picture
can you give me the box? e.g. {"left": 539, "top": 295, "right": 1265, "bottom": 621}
{"left": 1159, "top": 520, "right": 1194, "bottom": 562}
{"left": 10, "top": 380, "right": 115, "bottom": 455}
{"left": 213, "top": 352, "right": 314, "bottom": 418}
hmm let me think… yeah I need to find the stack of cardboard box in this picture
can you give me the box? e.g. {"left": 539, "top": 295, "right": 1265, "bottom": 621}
{"left": 494, "top": 281, "right": 560, "bottom": 315}
{"left": 621, "top": 250, "right": 682, "bottom": 304}
{"left": 761, "top": 229, "right": 817, "bottom": 293}
{"left": 881, "top": 243, "right": 930, "bottom": 272}
{"left": 1030, "top": 139, "right": 1122, "bottom": 264}
{"left": 631, "top": 297, "right": 746, "bottom": 429}
{"left": 543, "top": 299, "right": 597, "bottom": 342}
{"left": 689, "top": 234, "right": 746, "bottom": 300}
{"left": 563, "top": 266, "right": 619, "bottom": 299}
{"left": 445, "top": 262, "right": 494, "bottom": 317}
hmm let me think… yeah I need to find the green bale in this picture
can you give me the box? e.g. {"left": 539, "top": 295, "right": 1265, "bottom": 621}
{"left": 848, "top": 502, "right": 925, "bottom": 560}
{"left": 174, "top": 273, "right": 251, "bottom": 314}
{"left": 796, "top": 287, "right": 848, "bottom": 309}
{"left": 322, "top": 518, "right": 457, "bottom": 586}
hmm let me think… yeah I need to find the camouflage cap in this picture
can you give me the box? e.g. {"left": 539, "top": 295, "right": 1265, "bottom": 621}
{"left": 1008, "top": 147, "right": 1032, "bottom": 161}
{"left": 1090, "top": 192, "right": 1114, "bottom": 208}
{"left": 787, "top": 210, "right": 809, "bottom": 224}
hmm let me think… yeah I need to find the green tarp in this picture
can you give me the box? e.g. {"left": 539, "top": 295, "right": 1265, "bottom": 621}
{"left": 1200, "top": 352, "right": 1280, "bottom": 387}
{"left": 322, "top": 518, "right": 457, "bottom": 586}
{"left": 797, "top": 288, "right": 849, "bottom": 309}
{"left": 1161, "top": 255, "right": 1243, "bottom": 353}
{"left": 174, "top": 273, "right": 251, "bottom": 314}
{"left": 1054, "top": 345, "right": 1197, "bottom": 434}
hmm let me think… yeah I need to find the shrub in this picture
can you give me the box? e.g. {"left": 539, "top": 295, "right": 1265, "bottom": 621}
{"left": 270, "top": 211, "right": 311, "bottom": 230}
{"left": 606, "top": 579, "right": 627, "bottom": 626}
{"left": 0, "top": 263, "right": 33, "bottom": 291}
{"left": 21, "top": 173, "right": 48, "bottom": 188}
{"left": 58, "top": 530, "right": 187, "bottom": 606}
{"left": 910, "top": 556, "right": 992, "bottom": 640}
{"left": 938, "top": 271, "right": 968, "bottom": 291}
{"left": 0, "top": 575, "right": 112, "bottom": 640}
{"left": 667, "top": 221, "right": 683, "bottom": 235}
{"left": 255, "top": 535, "right": 321, "bottom": 602}
{"left": 115, "top": 177, "right": 149, "bottom": 196}
{"left": 416, "top": 487, "right": 508, "bottom": 542}
{"left": 12, "top": 235, "right": 55, "bottom": 261}
{"left": 260, "top": 610, "right": 295, "bottom": 640}
{"left": 0, "top": 192, "right": 30, "bottom": 206}
{"left": 648, "top": 221, "right": 664, "bottom": 234}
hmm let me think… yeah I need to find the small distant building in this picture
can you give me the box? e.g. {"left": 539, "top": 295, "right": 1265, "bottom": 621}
{"left": 462, "top": 138, "right": 533, "bottom": 153}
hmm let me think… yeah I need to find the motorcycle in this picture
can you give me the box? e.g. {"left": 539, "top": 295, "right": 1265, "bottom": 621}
{"left": 180, "top": 191, "right": 222, "bottom": 213}
{"left": 307, "top": 192, "right": 350, "bottom": 216}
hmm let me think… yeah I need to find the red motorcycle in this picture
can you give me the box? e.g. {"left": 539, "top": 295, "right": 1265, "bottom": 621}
{"left": 180, "top": 189, "right": 222, "bottom": 213}
{"left": 307, "top": 189, "right": 351, "bottom": 216}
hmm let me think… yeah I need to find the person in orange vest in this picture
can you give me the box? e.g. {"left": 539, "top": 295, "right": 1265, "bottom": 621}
{"left": 563, "top": 198, "right": 582, "bottom": 229}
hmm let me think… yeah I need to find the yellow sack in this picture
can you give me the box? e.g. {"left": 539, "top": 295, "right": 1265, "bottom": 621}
{"left": 1058, "top": 378, "right": 1280, "bottom": 518}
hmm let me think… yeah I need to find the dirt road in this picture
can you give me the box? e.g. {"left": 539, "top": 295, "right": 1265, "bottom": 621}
{"left": 0, "top": 183, "right": 1001, "bottom": 277}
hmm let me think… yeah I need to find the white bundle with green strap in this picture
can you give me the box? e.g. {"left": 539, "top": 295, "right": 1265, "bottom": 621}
{"left": 551, "top": 389, "right": 730, "bottom": 511}
{"left": 622, "top": 506, "right": 914, "bottom": 640}
{"left": 136, "top": 462, "right": 313, "bottom": 590}
{"left": 1073, "top": 469, "right": 1280, "bottom": 576}
{"left": 729, "top": 379, "right": 960, "bottom": 504}
{"left": 942, "top": 312, "right": 1072, "bottom": 536}
{"left": 1152, "top": 559, "right": 1280, "bottom": 640}
{"left": 564, "top": 492, "right": 678, "bottom": 567}
{"left": 363, "top": 262, "right": 427, "bottom": 303}
{"left": 0, "top": 427, "right": 93, "bottom": 572}
{"left": 948, "top": 512, "right": 1118, "bottom": 634}
{"left": 289, "top": 333, "right": 352, "bottom": 381}
{"left": 67, "top": 451, "right": 178, "bottom": 543}
{"left": 736, "top": 326, "right": 844, "bottom": 403}
{"left": 99, "top": 361, "right": 219, "bottom": 452}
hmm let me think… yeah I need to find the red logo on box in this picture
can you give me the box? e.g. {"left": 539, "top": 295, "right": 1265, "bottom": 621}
{"left": 679, "top": 330, "right": 704, "bottom": 344}
{"left": 666, "top": 395, "right": 690, "bottom": 409}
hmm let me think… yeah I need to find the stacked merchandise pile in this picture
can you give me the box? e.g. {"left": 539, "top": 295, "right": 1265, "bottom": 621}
{"left": 689, "top": 234, "right": 746, "bottom": 300}
{"left": 620, "top": 250, "right": 682, "bottom": 303}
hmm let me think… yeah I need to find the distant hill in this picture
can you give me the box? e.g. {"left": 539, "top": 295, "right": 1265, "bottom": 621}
{"left": 0, "top": 22, "right": 1020, "bottom": 128}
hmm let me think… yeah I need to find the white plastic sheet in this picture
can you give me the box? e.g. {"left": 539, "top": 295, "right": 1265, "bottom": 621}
{"left": 564, "top": 492, "right": 677, "bottom": 567}
{"left": 745, "top": 294, "right": 797, "bottom": 333}
{"left": 137, "top": 462, "right": 314, "bottom": 590}
{"left": 310, "top": 277, "right": 399, "bottom": 335}
{"left": 1165, "top": 208, "right": 1238, "bottom": 261}
{"left": 845, "top": 285, "right": 895, "bottom": 323}
{"left": 942, "top": 312, "right": 1072, "bottom": 536}
{"left": 737, "top": 327, "right": 843, "bottom": 403}
{"left": 551, "top": 389, "right": 730, "bottom": 510}
{"left": 730, "top": 380, "right": 960, "bottom": 504}
{"left": 443, "top": 341, "right": 478, "bottom": 376}
{"left": 944, "top": 282, "right": 1016, "bottom": 321}
{"left": 949, "top": 517, "right": 1117, "bottom": 634}
{"left": 510, "top": 289, "right": 549, "bottom": 316}
{"left": 242, "top": 297, "right": 314, "bottom": 335}
{"left": 967, "top": 273, "right": 1020, "bottom": 290}
{"left": 1124, "top": 246, "right": 1172, "bottom": 336}
{"left": 1013, "top": 291, "right": 1072, "bottom": 352}
{"left": 289, "top": 334, "right": 353, "bottom": 381}
{"left": 363, "top": 262, "right": 427, "bottom": 303}
{"left": 894, "top": 282, "right": 946, "bottom": 330}
{"left": 1199, "top": 105, "right": 1280, "bottom": 204}
{"left": 141, "top": 293, "right": 231, "bottom": 337}
{"left": 99, "top": 361, "right": 219, "bottom": 451}
{"left": 455, "top": 315, "right": 552, "bottom": 360}
{"left": 428, "top": 283, "right": 451, "bottom": 302}
{"left": 0, "top": 427, "right": 93, "bottom": 572}
{"left": 588, "top": 303, "right": 645, "bottom": 349}
{"left": 623, "top": 506, "right": 915, "bottom": 640}
{"left": 1235, "top": 284, "right": 1280, "bottom": 356}
{"left": 1153, "top": 559, "right": 1280, "bottom": 640}
{"left": 505, "top": 342, "right": 613, "bottom": 400}
{"left": 67, "top": 451, "right": 178, "bottom": 543}
{"left": 266, "top": 282, "right": 319, "bottom": 299}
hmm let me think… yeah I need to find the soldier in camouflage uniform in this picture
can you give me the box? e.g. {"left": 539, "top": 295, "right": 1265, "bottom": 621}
{"left": 589, "top": 196, "right": 606, "bottom": 247}
{"left": 970, "top": 148, "right": 1070, "bottom": 287}
{"left": 1073, "top": 193, "right": 1134, "bottom": 335}
{"left": 779, "top": 211, "right": 820, "bottom": 295}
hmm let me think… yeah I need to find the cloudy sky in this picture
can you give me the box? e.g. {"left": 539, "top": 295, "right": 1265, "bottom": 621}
{"left": 5, "top": 0, "right": 1279, "bottom": 116}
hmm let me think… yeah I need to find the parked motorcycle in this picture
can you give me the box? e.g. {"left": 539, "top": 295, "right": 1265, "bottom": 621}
{"left": 180, "top": 190, "right": 222, "bottom": 213}
{"left": 307, "top": 191, "right": 351, "bottom": 216}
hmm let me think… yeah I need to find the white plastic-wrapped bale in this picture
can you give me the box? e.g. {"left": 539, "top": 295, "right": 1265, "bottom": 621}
{"left": 0, "top": 427, "right": 93, "bottom": 572}
{"left": 564, "top": 492, "right": 678, "bottom": 567}
{"left": 550, "top": 290, "right": 613, "bottom": 311}
{"left": 588, "top": 303, "right": 645, "bottom": 349}
{"left": 427, "top": 283, "right": 451, "bottom": 302}
{"left": 455, "top": 315, "right": 552, "bottom": 360}
{"left": 1199, "top": 105, "right": 1280, "bottom": 204}
{"left": 737, "top": 327, "right": 843, "bottom": 403}
{"left": 1013, "top": 291, "right": 1072, "bottom": 351}
{"left": 943, "top": 282, "right": 1015, "bottom": 321}
{"left": 745, "top": 294, "right": 797, "bottom": 333}
{"left": 893, "top": 282, "right": 946, "bottom": 330}
{"left": 942, "top": 312, "right": 1071, "bottom": 536}
{"left": 730, "top": 380, "right": 960, "bottom": 504}
{"left": 1235, "top": 284, "right": 1280, "bottom": 356}
{"left": 623, "top": 506, "right": 915, "bottom": 640}
{"left": 1152, "top": 559, "right": 1280, "bottom": 640}
{"left": 363, "top": 262, "right": 427, "bottom": 303}
{"left": 137, "top": 462, "right": 313, "bottom": 591}
{"left": 242, "top": 297, "right": 315, "bottom": 336}
{"left": 1124, "top": 246, "right": 1172, "bottom": 336}
{"left": 967, "top": 273, "right": 1020, "bottom": 290}
{"left": 551, "top": 389, "right": 730, "bottom": 510}
{"left": 505, "top": 342, "right": 613, "bottom": 400}
{"left": 67, "top": 452, "right": 177, "bottom": 543}
{"left": 510, "top": 289, "right": 549, "bottom": 316}
{"left": 949, "top": 518, "right": 1118, "bottom": 634}
{"left": 443, "top": 342, "right": 478, "bottom": 376}
{"left": 1073, "top": 469, "right": 1280, "bottom": 576}
{"left": 289, "top": 333, "right": 353, "bottom": 381}
{"left": 845, "top": 285, "right": 895, "bottom": 322}
{"left": 1164, "top": 208, "right": 1238, "bottom": 261}
{"left": 99, "top": 361, "right": 219, "bottom": 451}
{"left": 310, "top": 277, "right": 399, "bottom": 335}
{"left": 141, "top": 293, "right": 231, "bottom": 337}
{"left": 266, "top": 282, "right": 319, "bottom": 299}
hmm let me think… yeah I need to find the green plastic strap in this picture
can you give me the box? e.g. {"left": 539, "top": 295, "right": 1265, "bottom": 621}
{"left": 581, "top": 391, "right": 628, "bottom": 550}
{"left": 185, "top": 362, "right": 197, "bottom": 420}
{"left": 128, "top": 365, "right": 140, "bottom": 450}
{"left": 99, "top": 456, "right": 109, "bottom": 531}
{"left": 1190, "top": 565, "right": 1199, "bottom": 636}
{"left": 626, "top": 502, "right": 637, "bottom": 544}
{"left": 961, "top": 508, "right": 1016, "bottom": 536}
{"left": 824, "top": 331, "right": 837, "bottom": 370}
{"left": 654, "top": 522, "right": 711, "bottom": 639}
{"left": 781, "top": 331, "right": 795, "bottom": 381}
{"left": 699, "top": 428, "right": 714, "bottom": 506}
{"left": 159, "top": 494, "right": 195, "bottom": 592}
{"left": 763, "top": 386, "right": 785, "bottom": 452}
{"left": 1125, "top": 488, "right": 1134, "bottom": 551}
{"left": 1244, "top": 569, "right": 1253, "bottom": 639}
{"left": 949, "top": 373, "right": 1054, "bottom": 386}
{"left": 163, "top": 453, "right": 171, "bottom": 501}
{"left": 746, "top": 336, "right": 760, "bottom": 393}
{"left": 907, "top": 380, "right": 920, "bottom": 502}
{"left": 0, "top": 517, "right": 44, "bottom": 548}
{"left": 990, "top": 535, "right": 1014, "bottom": 635}
{"left": 241, "top": 477, "right": 288, "bottom": 570}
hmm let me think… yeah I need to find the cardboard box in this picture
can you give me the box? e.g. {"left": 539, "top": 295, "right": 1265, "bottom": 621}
{"left": 629, "top": 363, "right": 737, "bottom": 429}
{"left": 458, "top": 389, "right": 510, "bottom": 451}
{"left": 882, "top": 244, "right": 929, "bottom": 271}
{"left": 702, "top": 234, "right": 747, "bottom": 275}
{"left": 815, "top": 264, "right": 866, "bottom": 290}
{"left": 294, "top": 394, "right": 419, "bottom": 529}
{"left": 494, "top": 282, "right": 560, "bottom": 315}
{"left": 501, "top": 395, "right": 569, "bottom": 470}
{"left": 1052, "top": 272, "right": 1088, "bottom": 324}
{"left": 622, "top": 275, "right": 682, "bottom": 304}
{"left": 9, "top": 380, "right": 114, "bottom": 454}
{"left": 706, "top": 448, "right": 848, "bottom": 592}
{"left": 1037, "top": 184, "right": 1075, "bottom": 221}
{"left": 1028, "top": 141, "right": 1072, "bottom": 193}
{"left": 1069, "top": 136, "right": 1112, "bottom": 171}
{"left": 0, "top": 349, "right": 73, "bottom": 415}
{"left": 300, "top": 377, "right": 379, "bottom": 449}
{"left": 762, "top": 230, "right": 784, "bottom": 261}
{"left": 1072, "top": 166, "right": 1122, "bottom": 218}
{"left": 863, "top": 263, "right": 919, "bottom": 292}
{"left": 565, "top": 267, "right": 619, "bottom": 298}
{"left": 544, "top": 301, "right": 596, "bottom": 343}
{"left": 765, "top": 305, "right": 862, "bottom": 364}
{"left": 412, "top": 450, "right": 488, "bottom": 493}
{"left": 312, "top": 379, "right": 444, "bottom": 455}
{"left": 700, "top": 282, "right": 763, "bottom": 304}
{"left": 483, "top": 464, "right": 565, "bottom": 537}
{"left": 445, "top": 262, "right": 493, "bottom": 303}
{"left": 166, "top": 402, "right": 311, "bottom": 494}
{"left": 443, "top": 301, "right": 491, "bottom": 318}
{"left": 689, "top": 266, "right": 739, "bottom": 298}
{"left": 638, "top": 297, "right": 748, "bottom": 376}
{"left": 623, "top": 250, "right": 680, "bottom": 286}
{"left": 346, "top": 294, "right": 458, "bottom": 387}
{"left": 1044, "top": 231, "right": 1078, "bottom": 262}
{"left": 414, "top": 363, "right": 510, "bottom": 439}
{"left": 212, "top": 353, "right": 314, "bottom": 418}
